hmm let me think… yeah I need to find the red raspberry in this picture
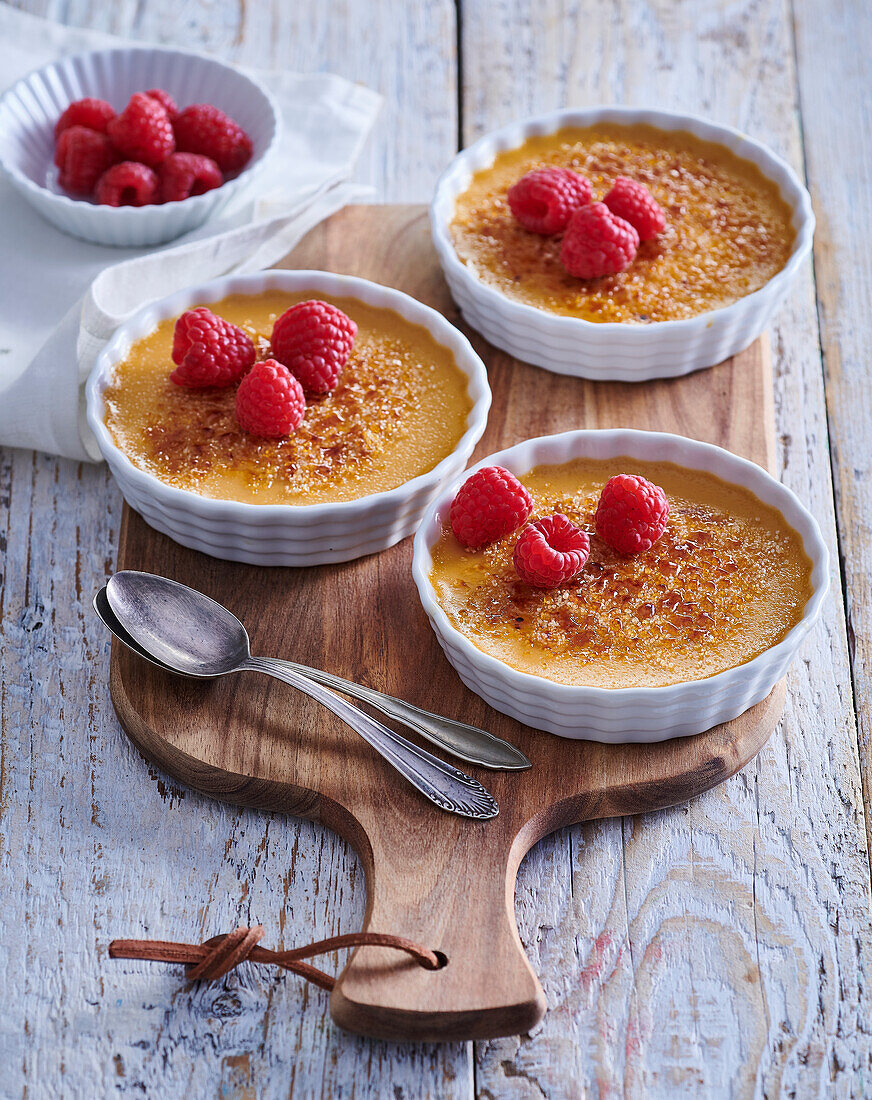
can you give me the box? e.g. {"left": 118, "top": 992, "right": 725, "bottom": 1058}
{"left": 144, "top": 88, "right": 179, "bottom": 120}
{"left": 170, "top": 307, "right": 256, "bottom": 388}
{"left": 54, "top": 126, "right": 117, "bottom": 195}
{"left": 560, "top": 202, "right": 639, "bottom": 279}
{"left": 513, "top": 514, "right": 590, "bottom": 588}
{"left": 54, "top": 97, "right": 115, "bottom": 139}
{"left": 507, "top": 167, "right": 592, "bottom": 234}
{"left": 94, "top": 162, "right": 160, "bottom": 207}
{"left": 449, "top": 466, "right": 533, "bottom": 550}
{"left": 107, "top": 93, "right": 175, "bottom": 167}
{"left": 235, "top": 359, "right": 306, "bottom": 438}
{"left": 173, "top": 104, "right": 253, "bottom": 174}
{"left": 603, "top": 177, "right": 666, "bottom": 241}
{"left": 160, "top": 152, "right": 223, "bottom": 202}
{"left": 595, "top": 474, "right": 670, "bottom": 555}
{"left": 270, "top": 300, "right": 357, "bottom": 395}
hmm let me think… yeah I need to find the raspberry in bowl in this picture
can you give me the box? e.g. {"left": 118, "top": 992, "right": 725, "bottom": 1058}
{"left": 0, "top": 47, "right": 278, "bottom": 246}
{"left": 86, "top": 270, "right": 491, "bottom": 566}
{"left": 412, "top": 429, "right": 829, "bottom": 742}
{"left": 431, "top": 107, "right": 814, "bottom": 381}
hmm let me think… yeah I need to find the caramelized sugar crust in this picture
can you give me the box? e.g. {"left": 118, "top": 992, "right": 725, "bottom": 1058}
{"left": 430, "top": 458, "right": 813, "bottom": 688}
{"left": 450, "top": 124, "right": 795, "bottom": 323}
{"left": 104, "top": 291, "right": 473, "bottom": 505}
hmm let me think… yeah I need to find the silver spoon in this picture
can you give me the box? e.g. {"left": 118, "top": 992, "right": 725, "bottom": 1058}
{"left": 103, "top": 572, "right": 500, "bottom": 820}
{"left": 95, "top": 585, "right": 527, "bottom": 771}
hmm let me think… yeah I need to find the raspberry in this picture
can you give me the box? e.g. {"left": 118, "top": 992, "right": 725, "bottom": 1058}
{"left": 603, "top": 176, "right": 666, "bottom": 241}
{"left": 160, "top": 152, "right": 223, "bottom": 202}
{"left": 507, "top": 167, "right": 592, "bottom": 234}
{"left": 173, "top": 104, "right": 253, "bottom": 174}
{"left": 144, "top": 89, "right": 179, "bottom": 120}
{"left": 270, "top": 300, "right": 357, "bottom": 395}
{"left": 170, "top": 307, "right": 256, "bottom": 388}
{"left": 560, "top": 202, "right": 639, "bottom": 279}
{"left": 595, "top": 474, "right": 670, "bottom": 555}
{"left": 107, "top": 92, "right": 175, "bottom": 167}
{"left": 513, "top": 514, "right": 590, "bottom": 588}
{"left": 54, "top": 97, "right": 115, "bottom": 139}
{"left": 449, "top": 466, "right": 533, "bottom": 550}
{"left": 235, "top": 359, "right": 306, "bottom": 438}
{"left": 94, "top": 162, "right": 160, "bottom": 206}
{"left": 54, "top": 126, "right": 117, "bottom": 195}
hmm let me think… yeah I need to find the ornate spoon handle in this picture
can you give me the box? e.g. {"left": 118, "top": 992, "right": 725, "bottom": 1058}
{"left": 243, "top": 656, "right": 499, "bottom": 820}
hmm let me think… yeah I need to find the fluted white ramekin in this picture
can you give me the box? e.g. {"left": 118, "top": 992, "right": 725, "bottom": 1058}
{"left": 431, "top": 107, "right": 815, "bottom": 381}
{"left": 412, "top": 429, "right": 829, "bottom": 742}
{"left": 0, "top": 47, "right": 279, "bottom": 247}
{"left": 86, "top": 270, "right": 491, "bottom": 565}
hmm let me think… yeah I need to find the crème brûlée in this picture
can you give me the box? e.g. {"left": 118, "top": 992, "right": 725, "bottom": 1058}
{"left": 430, "top": 458, "right": 813, "bottom": 688}
{"left": 450, "top": 123, "right": 796, "bottom": 323}
{"left": 103, "top": 290, "right": 474, "bottom": 505}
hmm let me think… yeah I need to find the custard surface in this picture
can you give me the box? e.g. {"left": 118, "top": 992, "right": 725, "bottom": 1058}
{"left": 450, "top": 124, "right": 795, "bottom": 323}
{"left": 104, "top": 291, "right": 474, "bottom": 505}
{"left": 430, "top": 458, "right": 813, "bottom": 688}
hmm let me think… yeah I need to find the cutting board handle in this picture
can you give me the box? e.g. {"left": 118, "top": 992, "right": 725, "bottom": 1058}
{"left": 329, "top": 824, "right": 546, "bottom": 1042}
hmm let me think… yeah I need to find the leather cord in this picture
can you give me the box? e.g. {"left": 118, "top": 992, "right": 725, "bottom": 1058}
{"left": 109, "top": 926, "right": 444, "bottom": 991}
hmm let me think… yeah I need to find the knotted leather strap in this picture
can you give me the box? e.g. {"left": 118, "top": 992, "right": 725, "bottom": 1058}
{"left": 109, "top": 926, "right": 443, "bottom": 991}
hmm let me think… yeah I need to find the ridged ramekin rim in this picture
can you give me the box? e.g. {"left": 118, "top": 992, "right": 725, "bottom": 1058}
{"left": 0, "top": 45, "right": 281, "bottom": 221}
{"left": 411, "top": 427, "right": 830, "bottom": 705}
{"left": 430, "top": 104, "right": 815, "bottom": 339}
{"left": 85, "top": 268, "right": 492, "bottom": 522}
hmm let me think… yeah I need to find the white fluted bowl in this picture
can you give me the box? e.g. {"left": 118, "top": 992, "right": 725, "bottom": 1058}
{"left": 86, "top": 270, "right": 491, "bottom": 566}
{"left": 431, "top": 107, "right": 814, "bottom": 381}
{"left": 0, "top": 47, "right": 279, "bottom": 247}
{"left": 412, "top": 429, "right": 829, "bottom": 742}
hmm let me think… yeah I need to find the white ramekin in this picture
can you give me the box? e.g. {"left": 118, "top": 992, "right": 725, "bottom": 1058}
{"left": 0, "top": 47, "right": 279, "bottom": 248}
{"left": 86, "top": 269, "right": 491, "bottom": 566}
{"left": 412, "top": 429, "right": 829, "bottom": 743}
{"left": 431, "top": 107, "right": 815, "bottom": 382}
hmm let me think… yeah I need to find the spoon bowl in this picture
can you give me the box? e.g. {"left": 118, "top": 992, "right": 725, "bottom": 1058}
{"left": 106, "top": 571, "right": 251, "bottom": 677}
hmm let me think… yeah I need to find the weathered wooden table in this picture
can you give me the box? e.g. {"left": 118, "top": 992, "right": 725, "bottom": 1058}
{"left": 2, "top": 0, "right": 870, "bottom": 1096}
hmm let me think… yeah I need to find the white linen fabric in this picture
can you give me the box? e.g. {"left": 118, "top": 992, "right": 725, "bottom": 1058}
{"left": 0, "top": 6, "right": 382, "bottom": 461}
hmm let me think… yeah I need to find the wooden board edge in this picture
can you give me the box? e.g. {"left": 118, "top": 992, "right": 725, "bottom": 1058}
{"left": 510, "top": 680, "right": 786, "bottom": 856}
{"left": 329, "top": 984, "right": 547, "bottom": 1043}
{"left": 108, "top": 644, "right": 376, "bottom": 867}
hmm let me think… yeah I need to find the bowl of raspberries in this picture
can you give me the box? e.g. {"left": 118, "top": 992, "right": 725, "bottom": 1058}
{"left": 0, "top": 46, "right": 279, "bottom": 247}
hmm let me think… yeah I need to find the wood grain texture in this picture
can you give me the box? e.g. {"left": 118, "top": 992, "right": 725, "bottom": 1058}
{"left": 110, "top": 203, "right": 786, "bottom": 1044}
{"left": 792, "top": 0, "right": 872, "bottom": 858}
{"left": 0, "top": 0, "right": 870, "bottom": 1094}
{"left": 2, "top": 2, "right": 470, "bottom": 1098}
{"left": 460, "top": 0, "right": 872, "bottom": 1095}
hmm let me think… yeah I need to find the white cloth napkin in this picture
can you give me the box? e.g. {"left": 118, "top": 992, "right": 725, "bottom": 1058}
{"left": 0, "top": 7, "right": 382, "bottom": 462}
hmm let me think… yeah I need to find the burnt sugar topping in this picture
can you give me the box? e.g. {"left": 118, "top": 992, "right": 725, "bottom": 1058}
{"left": 450, "top": 123, "right": 795, "bottom": 324}
{"left": 430, "top": 457, "right": 813, "bottom": 688}
{"left": 103, "top": 290, "right": 474, "bottom": 505}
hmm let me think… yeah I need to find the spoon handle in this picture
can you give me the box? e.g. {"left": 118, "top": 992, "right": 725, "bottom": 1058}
{"left": 243, "top": 656, "right": 499, "bottom": 820}
{"left": 268, "top": 659, "right": 530, "bottom": 771}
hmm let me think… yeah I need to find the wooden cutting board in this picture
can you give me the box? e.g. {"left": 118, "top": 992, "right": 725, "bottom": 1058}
{"left": 110, "top": 204, "right": 785, "bottom": 1042}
